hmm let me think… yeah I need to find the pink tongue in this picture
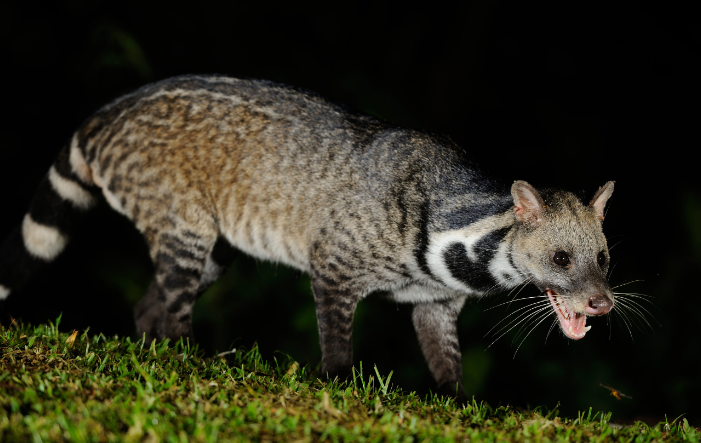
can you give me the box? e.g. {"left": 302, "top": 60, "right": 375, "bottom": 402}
{"left": 568, "top": 313, "right": 587, "bottom": 334}
{"left": 547, "top": 289, "right": 589, "bottom": 339}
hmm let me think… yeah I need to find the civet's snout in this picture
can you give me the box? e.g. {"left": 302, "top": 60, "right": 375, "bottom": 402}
{"left": 585, "top": 294, "right": 613, "bottom": 316}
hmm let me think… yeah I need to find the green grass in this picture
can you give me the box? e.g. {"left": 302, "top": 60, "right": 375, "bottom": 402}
{"left": 0, "top": 318, "right": 697, "bottom": 442}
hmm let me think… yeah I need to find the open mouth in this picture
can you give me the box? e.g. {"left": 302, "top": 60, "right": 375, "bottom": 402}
{"left": 546, "top": 289, "right": 591, "bottom": 340}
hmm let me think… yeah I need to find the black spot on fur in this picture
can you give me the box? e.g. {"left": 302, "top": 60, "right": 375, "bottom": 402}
{"left": 336, "top": 273, "right": 352, "bottom": 282}
{"left": 312, "top": 270, "right": 339, "bottom": 288}
{"left": 162, "top": 268, "right": 199, "bottom": 292}
{"left": 168, "top": 289, "right": 197, "bottom": 313}
{"left": 414, "top": 199, "right": 434, "bottom": 279}
{"left": 331, "top": 254, "right": 349, "bottom": 267}
{"left": 443, "top": 227, "right": 511, "bottom": 292}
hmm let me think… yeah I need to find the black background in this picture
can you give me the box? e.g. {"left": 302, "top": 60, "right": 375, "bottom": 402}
{"left": 1, "top": 1, "right": 700, "bottom": 425}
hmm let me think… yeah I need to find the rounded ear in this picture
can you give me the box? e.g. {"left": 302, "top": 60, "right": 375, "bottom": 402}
{"left": 589, "top": 181, "right": 615, "bottom": 220}
{"left": 511, "top": 180, "right": 546, "bottom": 224}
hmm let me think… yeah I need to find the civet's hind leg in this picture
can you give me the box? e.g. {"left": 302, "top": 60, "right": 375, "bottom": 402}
{"left": 412, "top": 298, "right": 468, "bottom": 403}
{"left": 134, "top": 230, "right": 222, "bottom": 343}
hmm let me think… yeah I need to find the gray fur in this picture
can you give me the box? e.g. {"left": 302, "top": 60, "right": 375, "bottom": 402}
{"left": 0, "top": 75, "right": 616, "bottom": 401}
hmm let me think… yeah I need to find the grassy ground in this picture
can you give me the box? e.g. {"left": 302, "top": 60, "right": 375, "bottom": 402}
{"left": 0, "top": 318, "right": 697, "bottom": 442}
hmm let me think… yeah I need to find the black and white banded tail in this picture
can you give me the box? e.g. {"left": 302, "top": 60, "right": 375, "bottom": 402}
{"left": 0, "top": 139, "right": 99, "bottom": 300}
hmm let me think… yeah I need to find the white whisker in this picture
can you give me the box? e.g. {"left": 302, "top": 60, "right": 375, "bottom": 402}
{"left": 615, "top": 302, "right": 647, "bottom": 330}
{"left": 614, "top": 291, "right": 655, "bottom": 301}
{"left": 514, "top": 309, "right": 556, "bottom": 358}
{"left": 612, "top": 305, "right": 635, "bottom": 341}
{"left": 512, "top": 307, "right": 554, "bottom": 345}
{"left": 484, "top": 300, "right": 551, "bottom": 338}
{"left": 608, "top": 239, "right": 625, "bottom": 251}
{"left": 504, "top": 279, "right": 534, "bottom": 310}
{"left": 486, "top": 303, "right": 553, "bottom": 349}
{"left": 486, "top": 294, "right": 545, "bottom": 311}
{"left": 615, "top": 298, "right": 657, "bottom": 331}
{"left": 545, "top": 318, "right": 559, "bottom": 344}
{"left": 611, "top": 280, "right": 645, "bottom": 290}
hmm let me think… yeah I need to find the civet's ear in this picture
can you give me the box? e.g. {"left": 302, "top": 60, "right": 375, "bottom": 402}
{"left": 589, "top": 181, "right": 615, "bottom": 221}
{"left": 511, "top": 180, "right": 546, "bottom": 225}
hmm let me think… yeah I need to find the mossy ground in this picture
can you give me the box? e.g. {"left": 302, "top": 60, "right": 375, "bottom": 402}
{"left": 0, "top": 317, "right": 697, "bottom": 442}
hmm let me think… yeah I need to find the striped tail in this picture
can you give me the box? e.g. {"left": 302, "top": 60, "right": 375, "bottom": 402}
{"left": 0, "top": 137, "right": 100, "bottom": 301}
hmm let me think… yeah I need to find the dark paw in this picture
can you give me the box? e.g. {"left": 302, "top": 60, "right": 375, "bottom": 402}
{"left": 134, "top": 317, "right": 161, "bottom": 344}
{"left": 323, "top": 366, "right": 352, "bottom": 383}
{"left": 163, "top": 318, "right": 195, "bottom": 342}
{"left": 436, "top": 382, "right": 469, "bottom": 406}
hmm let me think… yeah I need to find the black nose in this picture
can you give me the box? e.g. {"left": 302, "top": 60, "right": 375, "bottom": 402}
{"left": 586, "top": 295, "right": 613, "bottom": 315}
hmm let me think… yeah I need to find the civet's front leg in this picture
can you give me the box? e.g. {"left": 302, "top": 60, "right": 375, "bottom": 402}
{"left": 412, "top": 297, "right": 468, "bottom": 402}
{"left": 312, "top": 279, "right": 360, "bottom": 381}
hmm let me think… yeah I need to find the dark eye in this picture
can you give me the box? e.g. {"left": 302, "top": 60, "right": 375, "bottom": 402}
{"left": 597, "top": 251, "right": 607, "bottom": 268}
{"left": 553, "top": 251, "right": 570, "bottom": 267}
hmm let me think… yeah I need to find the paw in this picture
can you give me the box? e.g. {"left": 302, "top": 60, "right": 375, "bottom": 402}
{"left": 436, "top": 382, "right": 469, "bottom": 406}
{"left": 323, "top": 366, "right": 352, "bottom": 383}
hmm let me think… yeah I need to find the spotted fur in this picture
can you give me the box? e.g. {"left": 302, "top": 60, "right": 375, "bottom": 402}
{"left": 0, "top": 75, "right": 616, "bottom": 400}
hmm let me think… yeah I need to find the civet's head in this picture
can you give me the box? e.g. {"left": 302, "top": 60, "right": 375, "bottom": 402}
{"left": 510, "top": 180, "right": 615, "bottom": 340}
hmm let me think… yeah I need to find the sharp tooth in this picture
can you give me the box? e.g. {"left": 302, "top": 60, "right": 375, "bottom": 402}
{"left": 568, "top": 326, "right": 573, "bottom": 334}
{"left": 584, "top": 326, "right": 591, "bottom": 332}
